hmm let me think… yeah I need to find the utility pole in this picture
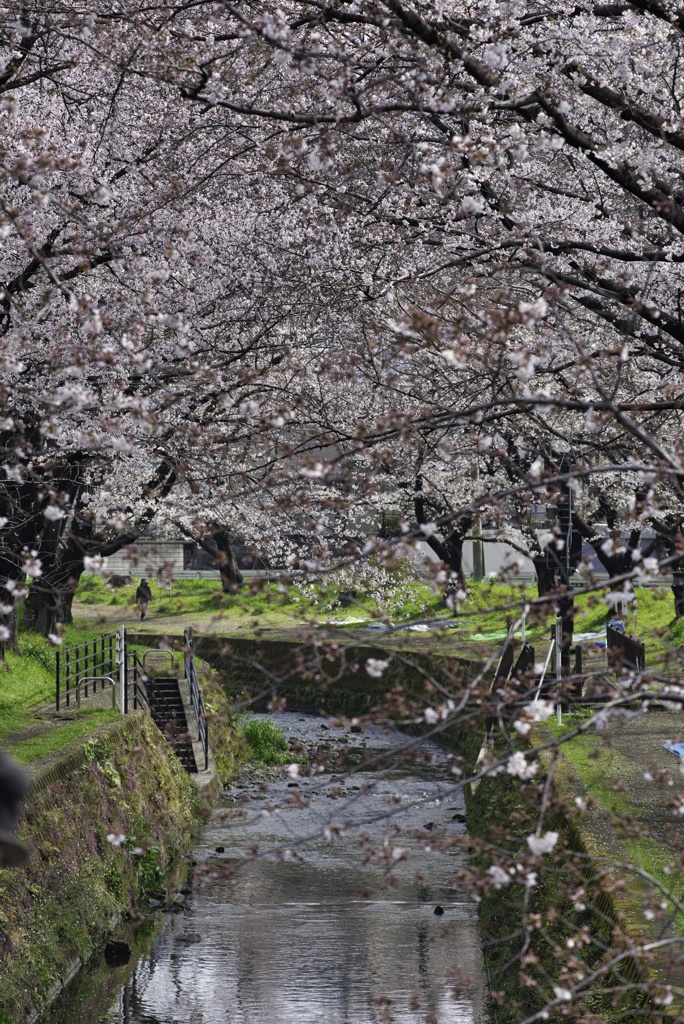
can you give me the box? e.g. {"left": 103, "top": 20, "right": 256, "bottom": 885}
{"left": 472, "top": 462, "right": 485, "bottom": 581}
{"left": 118, "top": 624, "right": 126, "bottom": 715}
{"left": 556, "top": 458, "right": 575, "bottom": 677}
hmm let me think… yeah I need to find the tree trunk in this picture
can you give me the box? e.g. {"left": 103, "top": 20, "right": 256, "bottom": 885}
{"left": 24, "top": 577, "right": 63, "bottom": 636}
{"left": 24, "top": 538, "right": 83, "bottom": 635}
{"left": 24, "top": 581, "right": 76, "bottom": 633}
{"left": 413, "top": 475, "right": 472, "bottom": 592}
{"left": 23, "top": 590, "right": 56, "bottom": 636}
{"left": 533, "top": 555, "right": 555, "bottom": 597}
{"left": 213, "top": 530, "right": 244, "bottom": 592}
{"left": 420, "top": 525, "right": 472, "bottom": 602}
{"left": 672, "top": 565, "right": 684, "bottom": 618}
{"left": 171, "top": 520, "right": 244, "bottom": 593}
{"left": 558, "top": 592, "right": 574, "bottom": 677}
{"left": 0, "top": 585, "right": 19, "bottom": 658}
{"left": 58, "top": 589, "right": 75, "bottom": 625}
{"left": 22, "top": 460, "right": 179, "bottom": 637}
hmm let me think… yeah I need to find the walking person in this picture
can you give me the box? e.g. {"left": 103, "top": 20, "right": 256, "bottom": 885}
{"left": 136, "top": 578, "right": 152, "bottom": 621}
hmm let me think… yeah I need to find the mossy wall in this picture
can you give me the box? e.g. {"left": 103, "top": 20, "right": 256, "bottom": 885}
{"left": 0, "top": 714, "right": 203, "bottom": 1024}
{"left": 193, "top": 633, "right": 478, "bottom": 719}
{"left": 463, "top": 749, "right": 647, "bottom": 1024}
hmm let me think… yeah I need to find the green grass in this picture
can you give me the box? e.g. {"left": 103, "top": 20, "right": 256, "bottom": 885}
{"left": 238, "top": 715, "right": 291, "bottom": 764}
{"left": 0, "top": 623, "right": 144, "bottom": 744}
{"left": 77, "top": 575, "right": 305, "bottom": 621}
{"left": 73, "top": 572, "right": 443, "bottom": 627}
{"left": 0, "top": 621, "right": 150, "bottom": 755}
{"left": 5, "top": 709, "right": 120, "bottom": 763}
{"left": 447, "top": 583, "right": 684, "bottom": 668}
{"left": 69, "top": 572, "right": 684, "bottom": 669}
{"left": 77, "top": 574, "right": 223, "bottom": 611}
{"left": 0, "top": 642, "right": 57, "bottom": 743}
{"left": 545, "top": 714, "right": 684, "bottom": 925}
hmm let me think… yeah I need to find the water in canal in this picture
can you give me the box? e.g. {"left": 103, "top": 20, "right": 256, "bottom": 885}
{"left": 45, "top": 713, "right": 486, "bottom": 1023}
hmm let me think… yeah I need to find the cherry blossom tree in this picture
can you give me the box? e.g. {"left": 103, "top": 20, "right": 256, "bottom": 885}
{"left": 3, "top": 4, "right": 684, "bottom": 1019}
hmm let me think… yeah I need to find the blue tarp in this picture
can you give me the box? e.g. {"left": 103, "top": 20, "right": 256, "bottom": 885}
{"left": 662, "top": 742, "right": 684, "bottom": 759}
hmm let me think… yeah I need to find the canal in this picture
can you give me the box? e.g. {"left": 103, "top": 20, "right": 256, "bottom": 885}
{"left": 44, "top": 713, "right": 487, "bottom": 1023}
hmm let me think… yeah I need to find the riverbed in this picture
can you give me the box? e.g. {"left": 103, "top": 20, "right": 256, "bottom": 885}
{"left": 44, "top": 713, "right": 486, "bottom": 1023}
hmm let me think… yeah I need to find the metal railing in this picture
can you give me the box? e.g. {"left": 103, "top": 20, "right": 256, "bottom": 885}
{"left": 142, "top": 649, "right": 176, "bottom": 673}
{"left": 127, "top": 651, "right": 148, "bottom": 714}
{"left": 127, "top": 651, "right": 175, "bottom": 722}
{"left": 378, "top": 511, "right": 402, "bottom": 539}
{"left": 184, "top": 629, "right": 208, "bottom": 771}
{"left": 56, "top": 675, "right": 119, "bottom": 710}
{"left": 56, "top": 632, "right": 119, "bottom": 710}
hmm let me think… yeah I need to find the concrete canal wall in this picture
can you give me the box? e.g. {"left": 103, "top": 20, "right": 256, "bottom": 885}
{"left": 0, "top": 670, "right": 238, "bottom": 1024}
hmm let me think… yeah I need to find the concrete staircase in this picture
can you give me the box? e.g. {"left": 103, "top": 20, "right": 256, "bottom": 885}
{"left": 146, "top": 675, "right": 198, "bottom": 773}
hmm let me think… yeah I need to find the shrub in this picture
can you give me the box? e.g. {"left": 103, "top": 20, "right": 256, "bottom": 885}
{"left": 292, "top": 557, "right": 432, "bottom": 619}
{"left": 239, "top": 716, "right": 290, "bottom": 764}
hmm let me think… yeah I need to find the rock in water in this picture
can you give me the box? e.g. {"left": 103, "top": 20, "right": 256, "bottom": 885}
{"left": 433, "top": 906, "right": 445, "bottom": 916}
{"left": 104, "top": 940, "right": 131, "bottom": 967}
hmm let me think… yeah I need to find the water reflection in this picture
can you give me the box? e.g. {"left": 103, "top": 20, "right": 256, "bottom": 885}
{"left": 48, "top": 715, "right": 486, "bottom": 1024}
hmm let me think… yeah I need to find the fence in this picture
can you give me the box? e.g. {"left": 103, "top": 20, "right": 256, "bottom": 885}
{"left": 56, "top": 632, "right": 120, "bottom": 710}
{"left": 513, "top": 643, "right": 535, "bottom": 678}
{"left": 607, "top": 625, "right": 646, "bottom": 673}
{"left": 54, "top": 629, "right": 208, "bottom": 772}
{"left": 184, "top": 629, "right": 208, "bottom": 771}
{"left": 378, "top": 512, "right": 402, "bottom": 539}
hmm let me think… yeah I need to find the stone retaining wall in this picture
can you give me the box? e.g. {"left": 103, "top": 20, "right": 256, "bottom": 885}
{"left": 0, "top": 713, "right": 224, "bottom": 1023}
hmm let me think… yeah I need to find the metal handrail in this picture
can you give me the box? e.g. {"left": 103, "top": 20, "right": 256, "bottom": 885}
{"left": 534, "top": 639, "right": 556, "bottom": 702}
{"left": 60, "top": 675, "right": 118, "bottom": 709}
{"left": 184, "top": 629, "right": 208, "bottom": 771}
{"left": 142, "top": 649, "right": 176, "bottom": 671}
{"left": 128, "top": 653, "right": 148, "bottom": 713}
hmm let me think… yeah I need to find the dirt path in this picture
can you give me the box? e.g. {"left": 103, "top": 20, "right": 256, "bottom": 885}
{"left": 592, "top": 708, "right": 684, "bottom": 848}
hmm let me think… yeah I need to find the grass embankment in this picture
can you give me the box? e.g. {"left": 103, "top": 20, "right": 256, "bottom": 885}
{"left": 1, "top": 609, "right": 291, "bottom": 770}
{"left": 545, "top": 712, "right": 684, "bottom": 931}
{"left": 6, "top": 712, "right": 120, "bottom": 765}
{"left": 1, "top": 627, "right": 143, "bottom": 762}
{"left": 5, "top": 574, "right": 683, "bottom": 764}
{"left": 72, "top": 574, "right": 684, "bottom": 659}
{"left": 453, "top": 582, "right": 684, "bottom": 659}
{"left": 0, "top": 715, "right": 203, "bottom": 1024}
{"left": 467, "top": 747, "right": 642, "bottom": 1024}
